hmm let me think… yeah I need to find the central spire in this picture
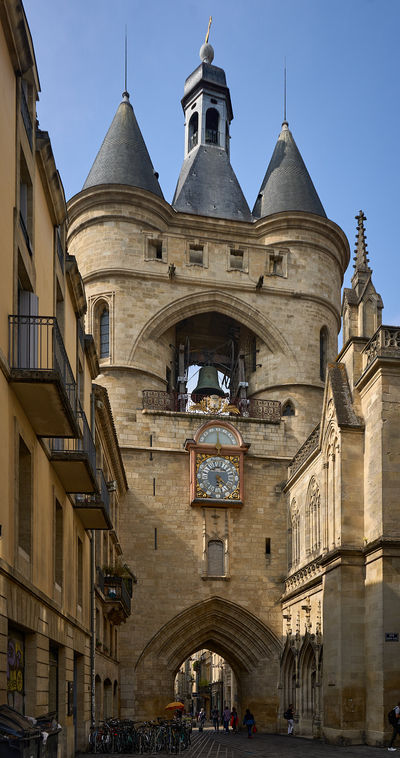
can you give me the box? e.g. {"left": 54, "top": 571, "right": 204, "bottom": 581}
{"left": 172, "top": 35, "right": 252, "bottom": 221}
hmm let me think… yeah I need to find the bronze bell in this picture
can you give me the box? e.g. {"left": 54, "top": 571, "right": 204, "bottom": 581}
{"left": 192, "top": 365, "right": 225, "bottom": 398}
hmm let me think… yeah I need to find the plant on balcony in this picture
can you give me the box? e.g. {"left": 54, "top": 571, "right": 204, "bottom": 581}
{"left": 95, "top": 638, "right": 102, "bottom": 649}
{"left": 192, "top": 660, "right": 201, "bottom": 672}
{"left": 102, "top": 560, "right": 136, "bottom": 597}
{"left": 103, "top": 645, "right": 109, "bottom": 654}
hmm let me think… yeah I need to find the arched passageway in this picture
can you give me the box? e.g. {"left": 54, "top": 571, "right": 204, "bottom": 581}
{"left": 133, "top": 596, "right": 282, "bottom": 730}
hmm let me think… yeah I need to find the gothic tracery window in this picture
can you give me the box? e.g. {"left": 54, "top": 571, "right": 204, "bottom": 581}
{"left": 305, "top": 477, "right": 321, "bottom": 556}
{"left": 290, "top": 500, "right": 300, "bottom": 567}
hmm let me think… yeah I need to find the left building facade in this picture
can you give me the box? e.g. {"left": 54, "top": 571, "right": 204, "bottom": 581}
{"left": 0, "top": 2, "right": 130, "bottom": 754}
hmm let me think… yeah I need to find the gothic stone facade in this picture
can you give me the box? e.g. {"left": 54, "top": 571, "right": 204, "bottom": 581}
{"left": 68, "top": 183, "right": 359, "bottom": 737}
{"left": 66, "top": 41, "right": 397, "bottom": 749}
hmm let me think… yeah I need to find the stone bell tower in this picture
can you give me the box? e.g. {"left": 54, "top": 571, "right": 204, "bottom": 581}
{"left": 67, "top": 36, "right": 349, "bottom": 728}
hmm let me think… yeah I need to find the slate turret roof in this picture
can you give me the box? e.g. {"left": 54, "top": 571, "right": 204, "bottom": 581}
{"left": 172, "top": 145, "right": 252, "bottom": 222}
{"left": 253, "top": 122, "right": 326, "bottom": 219}
{"left": 83, "top": 93, "right": 163, "bottom": 198}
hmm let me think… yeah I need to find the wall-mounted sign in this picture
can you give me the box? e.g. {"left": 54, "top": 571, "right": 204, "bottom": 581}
{"left": 385, "top": 633, "right": 399, "bottom": 642}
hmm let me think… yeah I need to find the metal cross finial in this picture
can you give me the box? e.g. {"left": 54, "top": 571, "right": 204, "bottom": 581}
{"left": 205, "top": 16, "right": 212, "bottom": 44}
{"left": 125, "top": 26, "right": 128, "bottom": 93}
{"left": 283, "top": 57, "right": 287, "bottom": 124}
{"left": 122, "top": 26, "right": 129, "bottom": 100}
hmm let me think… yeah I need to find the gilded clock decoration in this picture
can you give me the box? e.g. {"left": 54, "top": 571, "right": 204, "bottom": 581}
{"left": 196, "top": 453, "right": 240, "bottom": 500}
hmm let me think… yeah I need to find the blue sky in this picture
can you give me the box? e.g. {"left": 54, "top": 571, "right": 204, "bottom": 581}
{"left": 24, "top": 0, "right": 400, "bottom": 332}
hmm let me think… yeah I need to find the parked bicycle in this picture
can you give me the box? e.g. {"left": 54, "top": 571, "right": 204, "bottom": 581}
{"left": 87, "top": 716, "right": 191, "bottom": 754}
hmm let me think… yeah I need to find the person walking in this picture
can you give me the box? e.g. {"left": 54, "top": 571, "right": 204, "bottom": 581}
{"left": 211, "top": 707, "right": 219, "bottom": 731}
{"left": 198, "top": 708, "right": 206, "bottom": 732}
{"left": 243, "top": 708, "right": 255, "bottom": 739}
{"left": 223, "top": 705, "right": 231, "bottom": 733}
{"left": 388, "top": 702, "right": 400, "bottom": 750}
{"left": 284, "top": 703, "right": 295, "bottom": 735}
{"left": 230, "top": 706, "right": 239, "bottom": 733}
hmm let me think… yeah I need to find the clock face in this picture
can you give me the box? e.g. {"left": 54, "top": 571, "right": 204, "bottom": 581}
{"left": 196, "top": 455, "right": 240, "bottom": 500}
{"left": 198, "top": 425, "right": 238, "bottom": 446}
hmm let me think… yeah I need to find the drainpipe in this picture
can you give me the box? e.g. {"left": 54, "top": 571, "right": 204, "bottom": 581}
{"left": 90, "top": 530, "right": 96, "bottom": 727}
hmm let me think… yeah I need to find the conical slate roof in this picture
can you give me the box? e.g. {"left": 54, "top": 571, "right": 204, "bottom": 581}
{"left": 253, "top": 122, "right": 326, "bottom": 219}
{"left": 83, "top": 93, "right": 163, "bottom": 197}
{"left": 172, "top": 145, "right": 252, "bottom": 222}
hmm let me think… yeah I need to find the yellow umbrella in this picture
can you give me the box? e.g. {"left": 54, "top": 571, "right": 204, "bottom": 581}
{"left": 165, "top": 702, "right": 185, "bottom": 710}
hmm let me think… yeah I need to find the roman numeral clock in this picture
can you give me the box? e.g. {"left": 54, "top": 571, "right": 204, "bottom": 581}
{"left": 185, "top": 421, "right": 248, "bottom": 507}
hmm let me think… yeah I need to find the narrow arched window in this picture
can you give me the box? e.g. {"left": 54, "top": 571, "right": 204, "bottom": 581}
{"left": 225, "top": 122, "right": 230, "bottom": 155}
{"left": 188, "top": 112, "right": 198, "bottom": 151}
{"left": 282, "top": 400, "right": 295, "bottom": 417}
{"left": 205, "top": 108, "right": 219, "bottom": 145}
{"left": 100, "top": 306, "right": 110, "bottom": 358}
{"left": 319, "top": 327, "right": 328, "bottom": 381}
{"left": 208, "top": 539, "right": 224, "bottom": 576}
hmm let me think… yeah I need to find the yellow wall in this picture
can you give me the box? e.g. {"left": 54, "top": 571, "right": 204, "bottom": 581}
{"left": 0, "top": 21, "right": 17, "bottom": 354}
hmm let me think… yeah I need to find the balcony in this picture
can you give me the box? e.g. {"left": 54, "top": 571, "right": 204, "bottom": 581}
{"left": 96, "top": 566, "right": 105, "bottom": 594}
{"left": 9, "top": 315, "right": 79, "bottom": 437}
{"left": 74, "top": 469, "right": 112, "bottom": 529}
{"left": 103, "top": 575, "right": 131, "bottom": 624}
{"left": 47, "top": 404, "right": 97, "bottom": 492}
{"left": 142, "top": 390, "right": 281, "bottom": 422}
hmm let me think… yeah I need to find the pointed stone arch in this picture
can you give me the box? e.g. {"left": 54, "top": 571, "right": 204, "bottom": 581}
{"left": 133, "top": 596, "right": 282, "bottom": 726}
{"left": 128, "top": 290, "right": 295, "bottom": 365}
{"left": 280, "top": 637, "right": 297, "bottom": 714}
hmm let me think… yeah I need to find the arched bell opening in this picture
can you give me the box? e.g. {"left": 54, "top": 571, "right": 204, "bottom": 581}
{"left": 172, "top": 311, "right": 264, "bottom": 410}
{"left": 205, "top": 108, "right": 219, "bottom": 145}
{"left": 134, "top": 294, "right": 295, "bottom": 418}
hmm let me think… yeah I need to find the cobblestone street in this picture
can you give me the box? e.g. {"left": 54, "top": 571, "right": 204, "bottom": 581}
{"left": 78, "top": 725, "right": 393, "bottom": 757}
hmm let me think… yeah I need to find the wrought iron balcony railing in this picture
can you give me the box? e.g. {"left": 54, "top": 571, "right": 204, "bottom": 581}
{"left": 74, "top": 469, "right": 112, "bottom": 528}
{"left": 96, "top": 566, "right": 105, "bottom": 594}
{"left": 8, "top": 315, "right": 78, "bottom": 435}
{"left": 47, "top": 403, "right": 97, "bottom": 492}
{"left": 104, "top": 575, "right": 131, "bottom": 618}
{"left": 49, "top": 402, "right": 95, "bottom": 465}
{"left": 142, "top": 390, "right": 281, "bottom": 422}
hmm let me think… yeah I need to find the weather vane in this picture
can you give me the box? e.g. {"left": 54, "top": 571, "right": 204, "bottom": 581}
{"left": 205, "top": 16, "right": 212, "bottom": 44}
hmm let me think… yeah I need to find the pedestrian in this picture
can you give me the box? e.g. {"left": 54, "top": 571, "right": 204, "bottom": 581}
{"left": 211, "top": 707, "right": 219, "bottom": 731}
{"left": 230, "top": 706, "right": 239, "bottom": 733}
{"left": 198, "top": 708, "right": 206, "bottom": 732}
{"left": 243, "top": 708, "right": 255, "bottom": 739}
{"left": 388, "top": 701, "right": 400, "bottom": 750}
{"left": 223, "top": 705, "right": 231, "bottom": 733}
{"left": 284, "top": 703, "right": 295, "bottom": 735}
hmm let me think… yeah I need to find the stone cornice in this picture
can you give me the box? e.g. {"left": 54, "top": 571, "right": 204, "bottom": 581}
{"left": 0, "top": 558, "right": 90, "bottom": 637}
{"left": 282, "top": 559, "right": 324, "bottom": 599}
{"left": 36, "top": 129, "right": 66, "bottom": 226}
